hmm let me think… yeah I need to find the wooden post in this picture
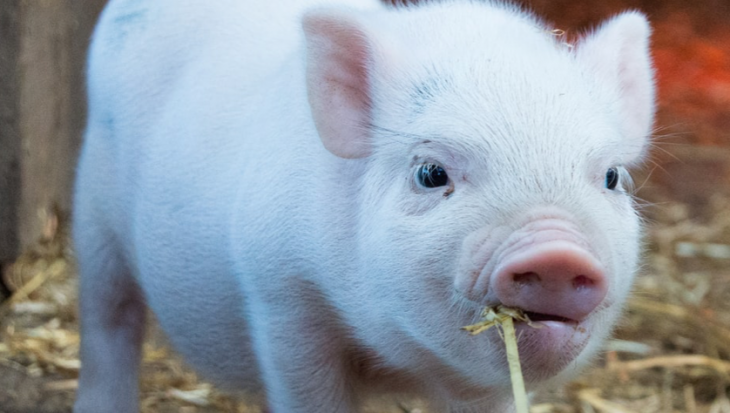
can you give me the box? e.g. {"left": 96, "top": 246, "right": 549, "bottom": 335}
{"left": 0, "top": 0, "right": 106, "bottom": 267}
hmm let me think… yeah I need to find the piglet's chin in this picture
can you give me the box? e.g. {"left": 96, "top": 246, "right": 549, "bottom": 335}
{"left": 511, "top": 319, "right": 592, "bottom": 382}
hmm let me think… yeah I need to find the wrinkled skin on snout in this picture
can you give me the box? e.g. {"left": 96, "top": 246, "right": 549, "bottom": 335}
{"left": 72, "top": 0, "right": 654, "bottom": 412}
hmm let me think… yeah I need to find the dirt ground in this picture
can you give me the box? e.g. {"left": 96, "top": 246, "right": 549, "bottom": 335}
{"left": 2, "top": 1, "right": 730, "bottom": 412}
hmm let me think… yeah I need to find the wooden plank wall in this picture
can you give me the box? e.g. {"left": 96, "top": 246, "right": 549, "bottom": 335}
{"left": 0, "top": 1, "right": 21, "bottom": 266}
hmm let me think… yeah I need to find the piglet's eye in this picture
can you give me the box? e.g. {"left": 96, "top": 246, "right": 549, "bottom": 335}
{"left": 605, "top": 167, "right": 619, "bottom": 190}
{"left": 416, "top": 163, "right": 449, "bottom": 188}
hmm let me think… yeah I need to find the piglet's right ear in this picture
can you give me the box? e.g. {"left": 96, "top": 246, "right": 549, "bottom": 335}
{"left": 303, "top": 10, "right": 375, "bottom": 159}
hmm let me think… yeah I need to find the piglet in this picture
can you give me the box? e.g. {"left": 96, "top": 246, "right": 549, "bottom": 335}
{"left": 72, "top": 0, "right": 655, "bottom": 411}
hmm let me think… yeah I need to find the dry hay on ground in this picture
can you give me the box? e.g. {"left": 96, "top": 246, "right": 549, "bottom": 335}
{"left": 2, "top": 196, "right": 730, "bottom": 412}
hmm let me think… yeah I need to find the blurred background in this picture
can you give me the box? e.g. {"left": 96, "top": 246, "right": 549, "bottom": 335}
{"left": 1, "top": 0, "right": 729, "bottom": 412}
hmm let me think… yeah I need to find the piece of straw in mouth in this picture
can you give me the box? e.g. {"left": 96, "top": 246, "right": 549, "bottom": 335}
{"left": 462, "top": 305, "right": 534, "bottom": 413}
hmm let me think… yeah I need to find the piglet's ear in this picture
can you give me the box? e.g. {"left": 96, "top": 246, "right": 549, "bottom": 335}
{"left": 303, "top": 10, "right": 375, "bottom": 159}
{"left": 575, "top": 12, "right": 655, "bottom": 157}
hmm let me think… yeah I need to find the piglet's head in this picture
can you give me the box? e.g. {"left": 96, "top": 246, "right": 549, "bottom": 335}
{"left": 302, "top": 4, "right": 654, "bottom": 390}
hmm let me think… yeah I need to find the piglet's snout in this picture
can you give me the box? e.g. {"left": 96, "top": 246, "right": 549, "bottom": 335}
{"left": 492, "top": 233, "right": 607, "bottom": 322}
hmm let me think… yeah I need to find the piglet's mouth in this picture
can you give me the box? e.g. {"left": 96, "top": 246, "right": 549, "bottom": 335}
{"left": 521, "top": 311, "right": 577, "bottom": 324}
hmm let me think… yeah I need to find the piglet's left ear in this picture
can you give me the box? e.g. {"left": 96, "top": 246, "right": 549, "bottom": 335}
{"left": 303, "top": 9, "right": 377, "bottom": 159}
{"left": 575, "top": 12, "right": 655, "bottom": 159}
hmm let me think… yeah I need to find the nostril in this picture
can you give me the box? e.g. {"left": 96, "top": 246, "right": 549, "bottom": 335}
{"left": 513, "top": 272, "right": 540, "bottom": 286}
{"left": 572, "top": 275, "right": 596, "bottom": 290}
